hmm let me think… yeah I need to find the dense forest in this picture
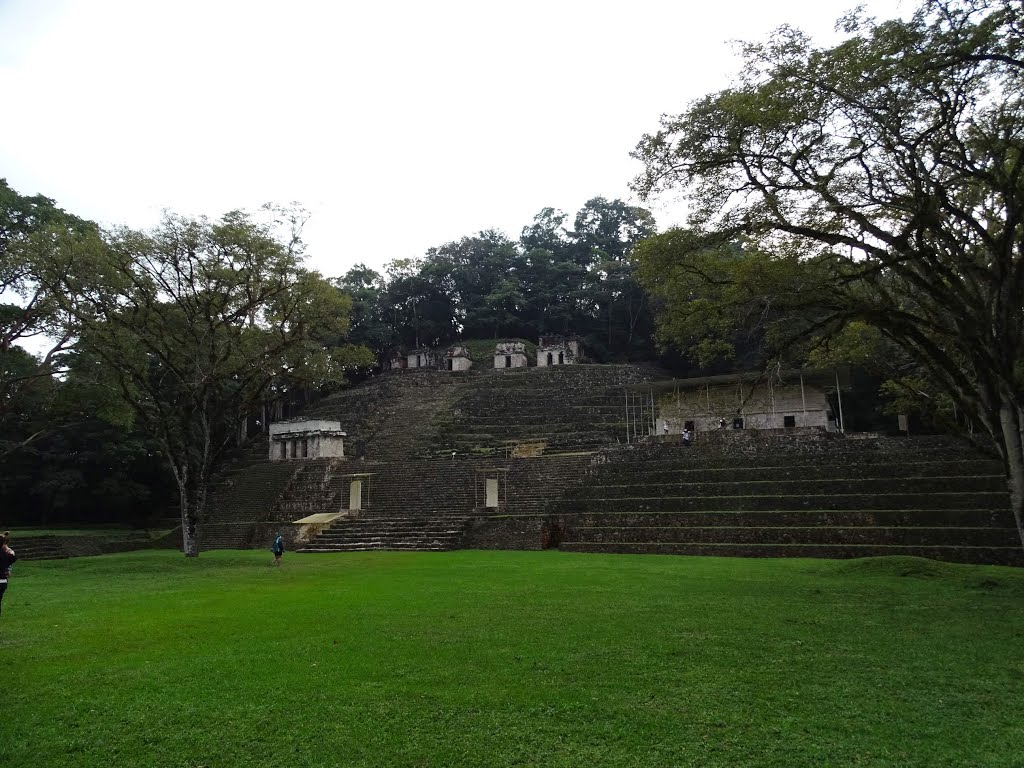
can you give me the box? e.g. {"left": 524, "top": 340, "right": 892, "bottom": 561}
{"left": 336, "top": 197, "right": 660, "bottom": 362}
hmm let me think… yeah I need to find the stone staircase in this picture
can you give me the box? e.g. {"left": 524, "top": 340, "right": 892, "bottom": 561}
{"left": 300, "top": 517, "right": 471, "bottom": 552}
{"left": 198, "top": 365, "right": 638, "bottom": 553}
{"left": 6, "top": 536, "right": 69, "bottom": 560}
{"left": 552, "top": 434, "right": 1023, "bottom": 565}
{"left": 431, "top": 364, "right": 658, "bottom": 457}
{"left": 4, "top": 532, "right": 161, "bottom": 560}
{"left": 200, "top": 441, "right": 298, "bottom": 550}
{"left": 302, "top": 371, "right": 467, "bottom": 461}
{"left": 297, "top": 454, "right": 593, "bottom": 552}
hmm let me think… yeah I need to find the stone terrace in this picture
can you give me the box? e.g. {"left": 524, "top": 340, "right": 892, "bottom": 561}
{"left": 195, "top": 365, "right": 1023, "bottom": 565}
{"left": 552, "top": 433, "right": 1022, "bottom": 565}
{"left": 432, "top": 364, "right": 657, "bottom": 457}
{"left": 300, "top": 370, "right": 466, "bottom": 461}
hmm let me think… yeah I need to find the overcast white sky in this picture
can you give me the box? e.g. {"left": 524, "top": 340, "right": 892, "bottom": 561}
{"left": 1, "top": 0, "right": 907, "bottom": 279}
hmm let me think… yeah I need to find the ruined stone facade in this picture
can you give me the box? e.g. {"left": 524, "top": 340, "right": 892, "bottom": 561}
{"left": 444, "top": 344, "right": 473, "bottom": 371}
{"left": 494, "top": 341, "right": 527, "bottom": 369}
{"left": 656, "top": 377, "right": 834, "bottom": 434}
{"left": 268, "top": 419, "right": 347, "bottom": 461}
{"left": 536, "top": 336, "right": 583, "bottom": 367}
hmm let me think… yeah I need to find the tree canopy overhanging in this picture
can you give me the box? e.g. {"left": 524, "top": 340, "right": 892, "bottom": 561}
{"left": 630, "top": 0, "right": 1024, "bottom": 547}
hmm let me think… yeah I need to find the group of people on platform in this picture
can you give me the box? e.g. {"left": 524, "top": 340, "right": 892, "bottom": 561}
{"left": 661, "top": 416, "right": 742, "bottom": 446}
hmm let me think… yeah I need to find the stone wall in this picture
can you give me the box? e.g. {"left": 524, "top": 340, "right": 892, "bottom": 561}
{"left": 462, "top": 514, "right": 547, "bottom": 550}
{"left": 597, "top": 429, "right": 988, "bottom": 464}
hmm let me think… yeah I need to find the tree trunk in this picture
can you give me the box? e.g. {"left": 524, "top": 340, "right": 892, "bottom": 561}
{"left": 998, "top": 402, "right": 1024, "bottom": 550}
{"left": 178, "top": 484, "right": 200, "bottom": 557}
{"left": 174, "top": 463, "right": 209, "bottom": 558}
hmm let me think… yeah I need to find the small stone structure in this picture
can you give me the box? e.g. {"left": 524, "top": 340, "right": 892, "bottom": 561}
{"left": 268, "top": 419, "right": 347, "bottom": 461}
{"left": 407, "top": 348, "right": 439, "bottom": 370}
{"left": 494, "top": 341, "right": 528, "bottom": 369}
{"left": 444, "top": 344, "right": 473, "bottom": 371}
{"left": 385, "top": 350, "right": 407, "bottom": 370}
{"left": 536, "top": 336, "right": 583, "bottom": 367}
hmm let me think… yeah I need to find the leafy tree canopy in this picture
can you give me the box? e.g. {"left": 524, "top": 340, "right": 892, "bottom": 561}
{"left": 39, "top": 208, "right": 363, "bottom": 555}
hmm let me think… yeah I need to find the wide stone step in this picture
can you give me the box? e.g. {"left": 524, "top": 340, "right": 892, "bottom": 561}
{"left": 298, "top": 544, "right": 451, "bottom": 552}
{"left": 555, "top": 509, "right": 1016, "bottom": 528}
{"left": 567, "top": 525, "right": 1018, "bottom": 547}
{"left": 315, "top": 530, "right": 464, "bottom": 542}
{"left": 552, "top": 492, "right": 1008, "bottom": 513}
{"left": 595, "top": 454, "right": 1000, "bottom": 474}
{"left": 559, "top": 541, "right": 1024, "bottom": 566}
{"left": 318, "top": 519, "right": 465, "bottom": 528}
{"left": 9, "top": 547, "right": 69, "bottom": 560}
{"left": 561, "top": 544, "right": 1024, "bottom": 569}
{"left": 576, "top": 476, "right": 1007, "bottom": 497}
{"left": 592, "top": 461, "right": 1004, "bottom": 483}
{"left": 313, "top": 536, "right": 462, "bottom": 548}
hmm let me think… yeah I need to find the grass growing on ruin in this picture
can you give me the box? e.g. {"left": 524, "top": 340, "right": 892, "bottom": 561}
{"left": 4, "top": 550, "right": 1023, "bottom": 768}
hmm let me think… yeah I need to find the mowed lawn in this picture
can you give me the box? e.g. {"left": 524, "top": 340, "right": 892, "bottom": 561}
{"left": 3, "top": 550, "right": 1023, "bottom": 768}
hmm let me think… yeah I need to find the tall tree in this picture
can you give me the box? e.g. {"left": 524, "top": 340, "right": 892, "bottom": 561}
{"left": 334, "top": 264, "right": 396, "bottom": 354}
{"left": 631, "top": 0, "right": 1024, "bottom": 546}
{"left": 0, "top": 179, "right": 99, "bottom": 451}
{"left": 426, "top": 231, "right": 527, "bottom": 339}
{"left": 572, "top": 197, "right": 656, "bottom": 358}
{"left": 383, "top": 257, "right": 459, "bottom": 349}
{"left": 520, "top": 208, "right": 589, "bottom": 335}
{"left": 41, "top": 209, "right": 356, "bottom": 556}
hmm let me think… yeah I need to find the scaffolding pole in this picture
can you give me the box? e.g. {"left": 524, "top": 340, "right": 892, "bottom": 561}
{"left": 835, "top": 370, "right": 845, "bottom": 433}
{"left": 624, "top": 387, "right": 630, "bottom": 444}
{"left": 650, "top": 387, "right": 657, "bottom": 436}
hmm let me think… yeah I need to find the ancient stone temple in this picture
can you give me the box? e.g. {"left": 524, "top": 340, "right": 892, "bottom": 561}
{"left": 199, "top": 360, "right": 1019, "bottom": 566}
{"left": 268, "top": 419, "right": 347, "bottom": 461}
{"left": 494, "top": 341, "right": 527, "bottom": 369}
{"left": 444, "top": 345, "right": 472, "bottom": 371}
{"left": 536, "top": 336, "right": 583, "bottom": 367}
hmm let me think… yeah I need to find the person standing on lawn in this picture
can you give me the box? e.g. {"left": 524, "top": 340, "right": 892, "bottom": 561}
{"left": 0, "top": 531, "right": 17, "bottom": 616}
{"left": 271, "top": 533, "right": 284, "bottom": 566}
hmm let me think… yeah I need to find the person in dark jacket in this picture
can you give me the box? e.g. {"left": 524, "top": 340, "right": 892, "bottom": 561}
{"left": 0, "top": 531, "right": 17, "bottom": 616}
{"left": 271, "top": 533, "right": 284, "bottom": 566}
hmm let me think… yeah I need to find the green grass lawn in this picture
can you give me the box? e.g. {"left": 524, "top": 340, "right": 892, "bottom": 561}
{"left": 3, "top": 550, "right": 1023, "bottom": 768}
